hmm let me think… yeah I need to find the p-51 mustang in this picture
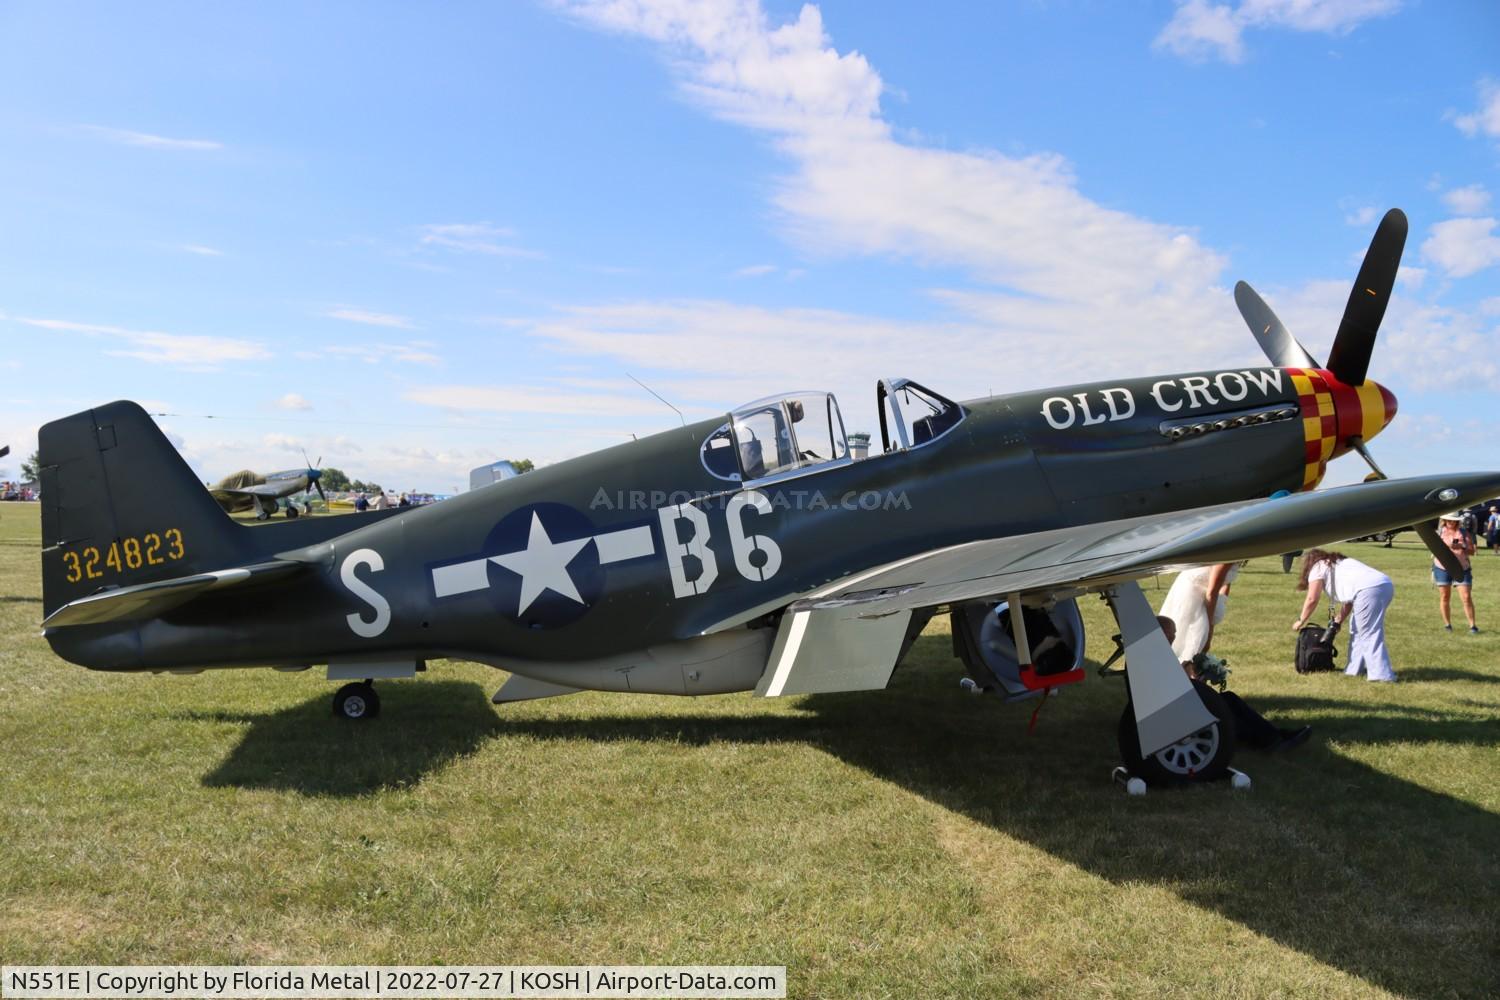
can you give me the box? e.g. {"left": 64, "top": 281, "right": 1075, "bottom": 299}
{"left": 209, "top": 459, "right": 326, "bottom": 520}
{"left": 37, "top": 210, "right": 1500, "bottom": 784}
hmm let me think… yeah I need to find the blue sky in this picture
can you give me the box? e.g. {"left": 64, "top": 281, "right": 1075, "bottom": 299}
{"left": 2, "top": 0, "right": 1497, "bottom": 493}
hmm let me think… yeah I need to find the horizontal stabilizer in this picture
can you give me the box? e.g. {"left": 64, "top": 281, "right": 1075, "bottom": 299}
{"left": 42, "top": 560, "right": 304, "bottom": 629}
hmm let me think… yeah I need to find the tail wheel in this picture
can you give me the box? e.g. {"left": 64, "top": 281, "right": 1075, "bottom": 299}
{"left": 1118, "top": 679, "right": 1236, "bottom": 786}
{"left": 333, "top": 681, "right": 381, "bottom": 720}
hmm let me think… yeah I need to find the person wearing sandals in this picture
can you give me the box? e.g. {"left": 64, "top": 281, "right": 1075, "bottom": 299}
{"left": 1435, "top": 511, "right": 1478, "bottom": 634}
{"left": 1293, "top": 549, "right": 1397, "bottom": 683}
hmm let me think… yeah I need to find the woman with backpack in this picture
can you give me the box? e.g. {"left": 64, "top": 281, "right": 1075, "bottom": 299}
{"left": 1293, "top": 549, "right": 1397, "bottom": 682}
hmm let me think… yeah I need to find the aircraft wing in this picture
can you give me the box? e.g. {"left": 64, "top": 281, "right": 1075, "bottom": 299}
{"left": 210, "top": 482, "right": 291, "bottom": 500}
{"left": 42, "top": 560, "right": 305, "bottom": 628}
{"left": 792, "top": 471, "right": 1500, "bottom": 618}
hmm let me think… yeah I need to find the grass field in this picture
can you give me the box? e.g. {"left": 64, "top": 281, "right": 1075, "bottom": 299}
{"left": 1, "top": 501, "right": 1497, "bottom": 998}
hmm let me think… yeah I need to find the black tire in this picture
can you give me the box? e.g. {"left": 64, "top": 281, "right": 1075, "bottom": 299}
{"left": 333, "top": 682, "right": 380, "bottom": 720}
{"left": 1118, "top": 680, "right": 1237, "bottom": 786}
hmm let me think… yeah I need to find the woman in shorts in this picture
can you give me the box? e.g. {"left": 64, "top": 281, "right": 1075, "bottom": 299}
{"left": 1435, "top": 512, "right": 1478, "bottom": 634}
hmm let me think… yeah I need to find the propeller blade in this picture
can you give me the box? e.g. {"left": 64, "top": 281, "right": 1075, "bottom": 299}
{"left": 1234, "top": 281, "right": 1319, "bottom": 369}
{"left": 1415, "top": 519, "right": 1466, "bottom": 578}
{"left": 315, "top": 480, "right": 327, "bottom": 504}
{"left": 1327, "top": 208, "right": 1406, "bottom": 386}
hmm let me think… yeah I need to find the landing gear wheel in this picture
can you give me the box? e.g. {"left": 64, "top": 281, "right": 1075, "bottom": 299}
{"left": 1118, "top": 679, "right": 1236, "bottom": 786}
{"left": 333, "top": 681, "right": 380, "bottom": 720}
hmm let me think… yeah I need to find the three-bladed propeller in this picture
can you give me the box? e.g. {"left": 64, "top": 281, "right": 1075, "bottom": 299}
{"left": 301, "top": 449, "right": 327, "bottom": 505}
{"left": 1234, "top": 209, "right": 1466, "bottom": 577}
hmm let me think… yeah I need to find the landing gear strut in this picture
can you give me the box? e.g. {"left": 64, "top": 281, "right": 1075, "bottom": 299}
{"left": 332, "top": 680, "right": 380, "bottom": 720}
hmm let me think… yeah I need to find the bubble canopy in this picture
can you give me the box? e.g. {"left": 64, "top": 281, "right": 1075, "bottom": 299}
{"left": 701, "top": 391, "right": 849, "bottom": 484}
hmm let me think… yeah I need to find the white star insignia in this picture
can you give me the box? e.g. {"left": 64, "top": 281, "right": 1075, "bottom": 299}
{"left": 489, "top": 512, "right": 592, "bottom": 616}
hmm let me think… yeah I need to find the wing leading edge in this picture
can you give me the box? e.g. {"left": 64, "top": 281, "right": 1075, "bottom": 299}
{"left": 792, "top": 471, "right": 1500, "bottom": 619}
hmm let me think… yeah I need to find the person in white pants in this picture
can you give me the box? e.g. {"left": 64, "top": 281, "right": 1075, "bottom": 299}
{"left": 1293, "top": 549, "right": 1397, "bottom": 682}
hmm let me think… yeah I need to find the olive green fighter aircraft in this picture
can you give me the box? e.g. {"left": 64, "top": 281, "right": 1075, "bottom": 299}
{"left": 35, "top": 210, "right": 1500, "bottom": 785}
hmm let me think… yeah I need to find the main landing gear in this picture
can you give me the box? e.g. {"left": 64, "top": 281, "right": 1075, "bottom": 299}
{"left": 1118, "top": 678, "right": 1237, "bottom": 785}
{"left": 332, "top": 680, "right": 381, "bottom": 720}
{"left": 1104, "top": 580, "right": 1239, "bottom": 786}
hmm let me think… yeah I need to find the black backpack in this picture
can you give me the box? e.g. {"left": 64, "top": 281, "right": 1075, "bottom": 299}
{"left": 1296, "top": 622, "right": 1339, "bottom": 674}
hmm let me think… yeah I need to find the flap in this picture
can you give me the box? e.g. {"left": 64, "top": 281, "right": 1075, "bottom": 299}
{"left": 755, "top": 606, "right": 913, "bottom": 697}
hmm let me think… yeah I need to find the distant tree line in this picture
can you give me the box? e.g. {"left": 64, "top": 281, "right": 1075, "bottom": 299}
{"left": 318, "top": 467, "right": 382, "bottom": 495}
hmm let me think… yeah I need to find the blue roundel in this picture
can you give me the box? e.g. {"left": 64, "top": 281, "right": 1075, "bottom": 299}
{"left": 482, "top": 502, "right": 604, "bottom": 629}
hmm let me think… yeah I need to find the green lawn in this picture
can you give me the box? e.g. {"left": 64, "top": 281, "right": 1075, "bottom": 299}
{"left": 1, "top": 502, "right": 1497, "bottom": 998}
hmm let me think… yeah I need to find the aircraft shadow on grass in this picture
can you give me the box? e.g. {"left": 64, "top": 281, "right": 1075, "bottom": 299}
{"left": 193, "top": 680, "right": 503, "bottom": 797}
{"left": 199, "top": 638, "right": 1497, "bottom": 997}
{"left": 1387, "top": 664, "right": 1499, "bottom": 685}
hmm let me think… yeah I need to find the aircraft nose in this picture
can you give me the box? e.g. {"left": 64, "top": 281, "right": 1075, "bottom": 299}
{"left": 1365, "top": 379, "right": 1398, "bottom": 442}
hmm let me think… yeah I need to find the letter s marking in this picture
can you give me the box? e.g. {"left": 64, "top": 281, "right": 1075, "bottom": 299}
{"left": 341, "top": 548, "right": 391, "bottom": 638}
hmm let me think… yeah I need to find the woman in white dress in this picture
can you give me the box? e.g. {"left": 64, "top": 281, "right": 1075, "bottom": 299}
{"left": 1157, "top": 562, "right": 1239, "bottom": 663}
{"left": 1293, "top": 549, "right": 1397, "bottom": 682}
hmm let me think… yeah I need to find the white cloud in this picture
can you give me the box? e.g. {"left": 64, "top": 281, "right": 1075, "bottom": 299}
{"left": 557, "top": 1, "right": 1241, "bottom": 382}
{"left": 1442, "top": 184, "right": 1492, "bottom": 216}
{"left": 79, "top": 125, "right": 223, "bottom": 151}
{"left": 324, "top": 308, "right": 416, "bottom": 329}
{"left": 542, "top": 0, "right": 1490, "bottom": 478}
{"left": 522, "top": 295, "right": 1254, "bottom": 441}
{"left": 1451, "top": 78, "right": 1500, "bottom": 140}
{"left": 275, "top": 393, "right": 313, "bottom": 411}
{"left": 106, "top": 333, "right": 267, "bottom": 369}
{"left": 1421, "top": 217, "right": 1500, "bottom": 279}
{"left": 1395, "top": 265, "right": 1426, "bottom": 290}
{"left": 1153, "top": 0, "right": 1400, "bottom": 64}
{"left": 319, "top": 342, "right": 442, "bottom": 365}
{"left": 14, "top": 316, "right": 267, "bottom": 371}
{"left": 1257, "top": 278, "right": 1500, "bottom": 392}
{"left": 180, "top": 244, "right": 224, "bottom": 257}
{"left": 404, "top": 384, "right": 666, "bottom": 418}
{"left": 418, "top": 223, "right": 542, "bottom": 257}
{"left": 733, "top": 263, "right": 778, "bottom": 277}
{"left": 261, "top": 433, "right": 305, "bottom": 453}
{"left": 572, "top": 3, "right": 1228, "bottom": 293}
{"left": 1341, "top": 202, "right": 1377, "bottom": 227}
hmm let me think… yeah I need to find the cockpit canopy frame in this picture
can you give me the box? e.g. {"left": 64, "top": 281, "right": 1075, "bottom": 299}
{"left": 877, "top": 378, "right": 966, "bottom": 453}
{"left": 700, "top": 391, "right": 850, "bottom": 485}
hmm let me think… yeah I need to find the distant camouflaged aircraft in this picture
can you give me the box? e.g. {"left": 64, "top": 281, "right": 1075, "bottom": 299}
{"left": 36, "top": 211, "right": 1500, "bottom": 785}
{"left": 209, "top": 459, "right": 326, "bottom": 520}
